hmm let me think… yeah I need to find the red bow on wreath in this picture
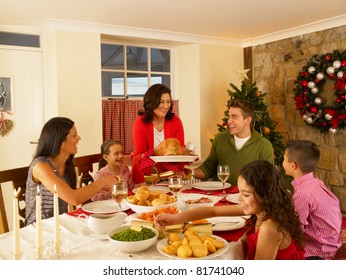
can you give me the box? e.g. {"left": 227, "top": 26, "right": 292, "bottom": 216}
{"left": 293, "top": 95, "right": 307, "bottom": 110}
{"left": 333, "top": 77, "right": 346, "bottom": 91}
{"left": 330, "top": 113, "right": 346, "bottom": 128}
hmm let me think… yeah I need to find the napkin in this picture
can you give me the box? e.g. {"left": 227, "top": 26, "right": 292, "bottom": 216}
{"left": 67, "top": 207, "right": 90, "bottom": 218}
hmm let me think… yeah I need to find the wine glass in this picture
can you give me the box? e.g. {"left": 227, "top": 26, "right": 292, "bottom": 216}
{"left": 112, "top": 181, "right": 128, "bottom": 209}
{"left": 217, "top": 165, "right": 230, "bottom": 197}
{"left": 168, "top": 175, "right": 183, "bottom": 199}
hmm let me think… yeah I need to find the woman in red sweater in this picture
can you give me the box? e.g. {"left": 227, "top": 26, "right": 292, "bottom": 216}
{"left": 132, "top": 84, "right": 185, "bottom": 184}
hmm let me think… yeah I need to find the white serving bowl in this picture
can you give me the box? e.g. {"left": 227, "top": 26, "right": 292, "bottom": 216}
{"left": 124, "top": 200, "right": 177, "bottom": 214}
{"left": 108, "top": 225, "right": 159, "bottom": 253}
{"left": 181, "top": 194, "right": 221, "bottom": 210}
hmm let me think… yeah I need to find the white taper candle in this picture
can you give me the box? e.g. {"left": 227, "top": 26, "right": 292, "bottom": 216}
{"left": 36, "top": 185, "right": 43, "bottom": 258}
{"left": 53, "top": 184, "right": 60, "bottom": 254}
{"left": 12, "top": 189, "right": 21, "bottom": 259}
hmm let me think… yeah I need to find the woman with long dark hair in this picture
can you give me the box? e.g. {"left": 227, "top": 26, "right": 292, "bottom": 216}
{"left": 25, "top": 117, "right": 117, "bottom": 225}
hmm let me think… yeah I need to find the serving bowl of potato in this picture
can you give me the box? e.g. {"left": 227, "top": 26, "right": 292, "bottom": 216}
{"left": 125, "top": 185, "right": 177, "bottom": 213}
{"left": 156, "top": 228, "right": 229, "bottom": 259}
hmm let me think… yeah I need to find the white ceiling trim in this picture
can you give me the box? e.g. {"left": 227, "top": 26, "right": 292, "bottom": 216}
{"left": 242, "top": 15, "right": 346, "bottom": 47}
{"left": 3, "top": 14, "right": 345, "bottom": 48}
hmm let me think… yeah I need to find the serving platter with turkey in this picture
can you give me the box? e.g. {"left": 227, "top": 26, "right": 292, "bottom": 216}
{"left": 150, "top": 138, "right": 198, "bottom": 162}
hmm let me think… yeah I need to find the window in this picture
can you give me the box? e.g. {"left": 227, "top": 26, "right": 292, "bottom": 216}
{"left": 101, "top": 44, "right": 171, "bottom": 98}
{"left": 0, "top": 32, "right": 40, "bottom": 48}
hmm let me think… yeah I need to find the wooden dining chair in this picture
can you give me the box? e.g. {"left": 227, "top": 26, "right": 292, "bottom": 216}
{"left": 0, "top": 166, "right": 29, "bottom": 234}
{"left": 71, "top": 153, "right": 101, "bottom": 211}
{"left": 74, "top": 153, "right": 101, "bottom": 188}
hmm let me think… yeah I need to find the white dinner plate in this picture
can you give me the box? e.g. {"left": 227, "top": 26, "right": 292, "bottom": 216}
{"left": 149, "top": 155, "right": 198, "bottom": 163}
{"left": 80, "top": 228, "right": 108, "bottom": 240}
{"left": 192, "top": 181, "right": 231, "bottom": 191}
{"left": 132, "top": 185, "right": 169, "bottom": 194}
{"left": 157, "top": 234, "right": 229, "bottom": 260}
{"left": 82, "top": 199, "right": 129, "bottom": 214}
{"left": 178, "top": 193, "right": 222, "bottom": 205}
{"left": 208, "top": 216, "right": 245, "bottom": 231}
{"left": 226, "top": 193, "right": 240, "bottom": 204}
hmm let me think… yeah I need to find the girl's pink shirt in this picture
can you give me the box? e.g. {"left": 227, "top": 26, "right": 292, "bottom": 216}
{"left": 91, "top": 164, "right": 134, "bottom": 201}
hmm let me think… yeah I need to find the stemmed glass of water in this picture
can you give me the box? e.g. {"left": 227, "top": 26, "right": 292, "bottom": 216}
{"left": 112, "top": 181, "right": 128, "bottom": 209}
{"left": 168, "top": 175, "right": 183, "bottom": 199}
{"left": 217, "top": 165, "right": 230, "bottom": 197}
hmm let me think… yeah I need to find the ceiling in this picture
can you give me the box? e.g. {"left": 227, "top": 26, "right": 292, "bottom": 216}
{"left": 1, "top": 0, "right": 346, "bottom": 42}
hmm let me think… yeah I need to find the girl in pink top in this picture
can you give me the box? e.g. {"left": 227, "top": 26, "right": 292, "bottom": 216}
{"left": 91, "top": 140, "right": 134, "bottom": 201}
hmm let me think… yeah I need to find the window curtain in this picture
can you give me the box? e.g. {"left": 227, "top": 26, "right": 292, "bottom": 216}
{"left": 102, "top": 100, "right": 179, "bottom": 155}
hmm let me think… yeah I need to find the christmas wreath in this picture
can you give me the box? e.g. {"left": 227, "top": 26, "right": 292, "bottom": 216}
{"left": 293, "top": 49, "right": 346, "bottom": 133}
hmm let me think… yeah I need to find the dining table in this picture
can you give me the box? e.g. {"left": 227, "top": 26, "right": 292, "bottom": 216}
{"left": 0, "top": 181, "right": 246, "bottom": 260}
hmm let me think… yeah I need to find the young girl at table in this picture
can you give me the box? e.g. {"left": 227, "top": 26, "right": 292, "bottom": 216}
{"left": 91, "top": 139, "right": 134, "bottom": 201}
{"left": 25, "top": 117, "right": 117, "bottom": 226}
{"left": 156, "top": 160, "right": 306, "bottom": 260}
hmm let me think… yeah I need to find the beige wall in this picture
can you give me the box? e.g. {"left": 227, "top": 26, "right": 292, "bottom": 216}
{"left": 199, "top": 45, "right": 243, "bottom": 159}
{"left": 44, "top": 31, "right": 103, "bottom": 156}
{"left": 175, "top": 44, "right": 201, "bottom": 156}
{"left": 176, "top": 44, "right": 243, "bottom": 159}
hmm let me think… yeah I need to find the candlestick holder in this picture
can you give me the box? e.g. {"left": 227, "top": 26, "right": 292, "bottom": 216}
{"left": 35, "top": 245, "right": 46, "bottom": 260}
{"left": 11, "top": 251, "right": 23, "bottom": 260}
{"left": 44, "top": 240, "right": 65, "bottom": 259}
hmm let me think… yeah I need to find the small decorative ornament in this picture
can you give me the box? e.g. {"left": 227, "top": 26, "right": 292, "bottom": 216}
{"left": 333, "top": 60, "right": 341, "bottom": 69}
{"left": 235, "top": 68, "right": 250, "bottom": 80}
{"left": 308, "top": 66, "right": 316, "bottom": 74}
{"left": 314, "top": 97, "right": 322, "bottom": 105}
{"left": 316, "top": 72, "right": 325, "bottom": 80}
{"left": 308, "top": 81, "right": 316, "bottom": 88}
{"left": 311, "top": 87, "right": 319, "bottom": 94}
{"left": 337, "top": 71, "right": 344, "bottom": 79}
{"left": 306, "top": 117, "right": 313, "bottom": 124}
{"left": 0, "top": 111, "right": 14, "bottom": 137}
{"left": 326, "top": 66, "right": 335, "bottom": 74}
{"left": 325, "top": 113, "right": 333, "bottom": 120}
{"left": 329, "top": 127, "right": 337, "bottom": 133}
{"left": 293, "top": 50, "right": 346, "bottom": 133}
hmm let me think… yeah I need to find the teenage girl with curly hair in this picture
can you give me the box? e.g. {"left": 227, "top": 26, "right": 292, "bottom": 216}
{"left": 156, "top": 160, "right": 305, "bottom": 260}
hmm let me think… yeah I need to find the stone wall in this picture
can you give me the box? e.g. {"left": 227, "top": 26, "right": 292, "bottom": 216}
{"left": 252, "top": 25, "right": 346, "bottom": 213}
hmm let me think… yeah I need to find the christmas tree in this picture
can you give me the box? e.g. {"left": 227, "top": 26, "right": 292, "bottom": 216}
{"left": 216, "top": 80, "right": 286, "bottom": 167}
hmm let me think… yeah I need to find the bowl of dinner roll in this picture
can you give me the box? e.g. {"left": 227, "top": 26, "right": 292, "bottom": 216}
{"left": 125, "top": 185, "right": 177, "bottom": 213}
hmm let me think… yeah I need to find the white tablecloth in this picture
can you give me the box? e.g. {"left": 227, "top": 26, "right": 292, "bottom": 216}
{"left": 0, "top": 213, "right": 243, "bottom": 260}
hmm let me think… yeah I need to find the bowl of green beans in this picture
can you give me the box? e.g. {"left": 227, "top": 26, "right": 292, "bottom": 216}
{"left": 108, "top": 225, "right": 159, "bottom": 253}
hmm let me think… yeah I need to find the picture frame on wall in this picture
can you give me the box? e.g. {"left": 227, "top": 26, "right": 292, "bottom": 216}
{"left": 0, "top": 76, "right": 14, "bottom": 113}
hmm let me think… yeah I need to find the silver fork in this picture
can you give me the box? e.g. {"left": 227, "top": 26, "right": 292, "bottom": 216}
{"left": 153, "top": 214, "right": 171, "bottom": 244}
{"left": 211, "top": 221, "right": 239, "bottom": 226}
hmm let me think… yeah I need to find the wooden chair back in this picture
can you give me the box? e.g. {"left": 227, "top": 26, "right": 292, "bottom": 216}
{"left": 74, "top": 153, "right": 101, "bottom": 188}
{"left": 0, "top": 166, "right": 29, "bottom": 234}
